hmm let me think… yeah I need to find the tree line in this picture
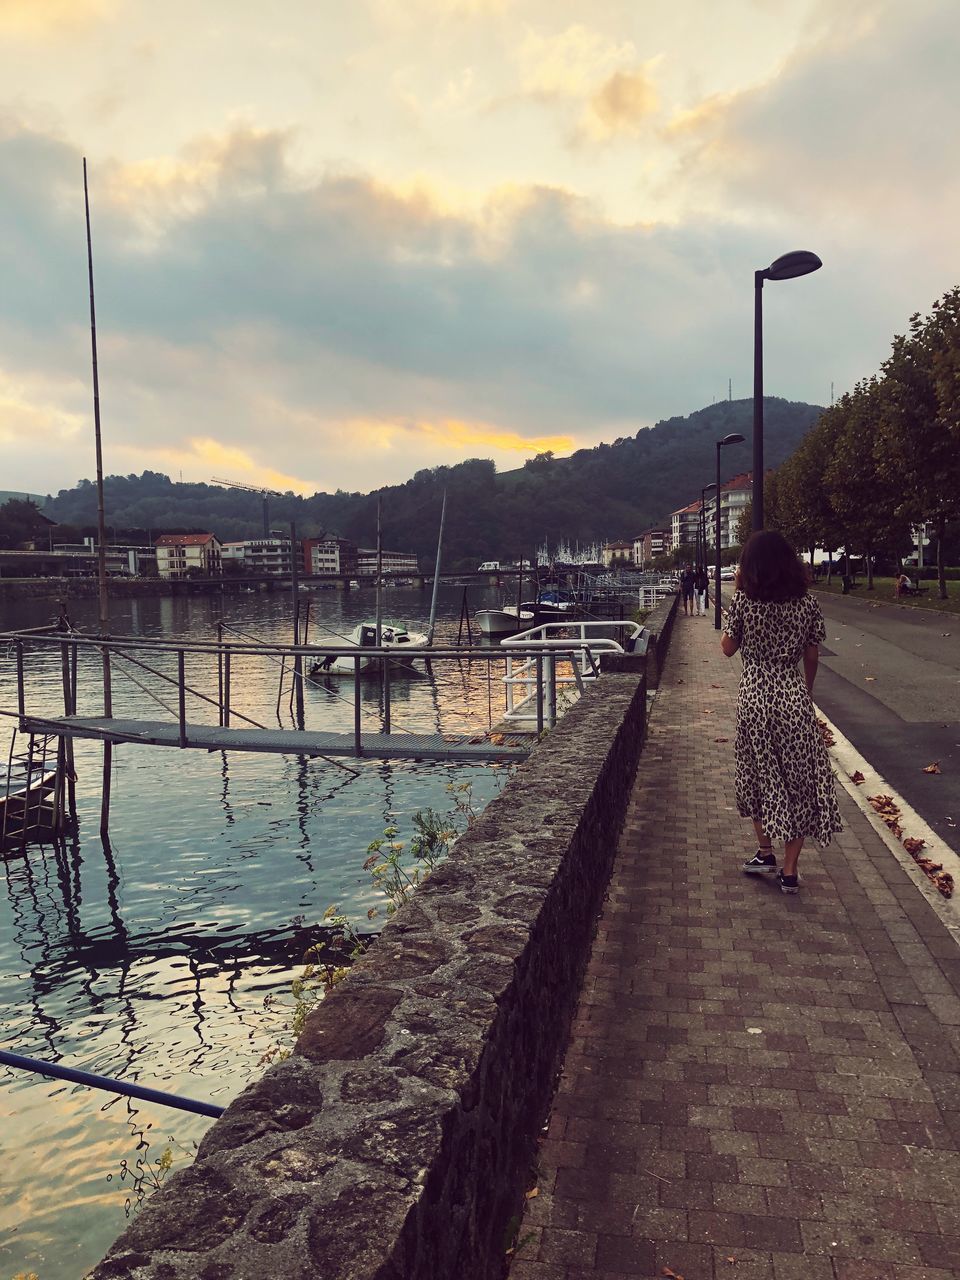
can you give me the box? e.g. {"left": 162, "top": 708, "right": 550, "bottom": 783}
{"left": 740, "top": 287, "right": 960, "bottom": 599}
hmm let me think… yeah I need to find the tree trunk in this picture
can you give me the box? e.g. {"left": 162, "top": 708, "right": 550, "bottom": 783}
{"left": 937, "top": 514, "right": 947, "bottom": 600}
{"left": 827, "top": 550, "right": 833, "bottom": 584}
{"left": 866, "top": 543, "right": 874, "bottom": 590}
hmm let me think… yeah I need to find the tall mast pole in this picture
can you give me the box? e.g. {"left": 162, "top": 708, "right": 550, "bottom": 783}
{"left": 84, "top": 158, "right": 109, "bottom": 637}
{"left": 84, "top": 157, "right": 113, "bottom": 837}
{"left": 375, "top": 495, "right": 383, "bottom": 647}
{"left": 426, "top": 489, "right": 446, "bottom": 645}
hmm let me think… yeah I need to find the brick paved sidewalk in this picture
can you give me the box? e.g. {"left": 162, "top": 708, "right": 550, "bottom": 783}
{"left": 509, "top": 610, "right": 960, "bottom": 1280}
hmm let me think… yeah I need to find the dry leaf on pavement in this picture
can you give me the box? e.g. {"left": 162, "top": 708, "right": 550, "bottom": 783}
{"left": 922, "top": 761, "right": 942, "bottom": 774}
{"left": 849, "top": 770, "right": 865, "bottom": 784}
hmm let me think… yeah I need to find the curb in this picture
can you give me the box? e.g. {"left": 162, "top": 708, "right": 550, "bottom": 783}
{"left": 816, "top": 702, "right": 960, "bottom": 946}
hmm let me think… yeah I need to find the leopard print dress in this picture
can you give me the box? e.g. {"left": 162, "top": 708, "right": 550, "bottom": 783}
{"left": 722, "top": 590, "right": 842, "bottom": 847}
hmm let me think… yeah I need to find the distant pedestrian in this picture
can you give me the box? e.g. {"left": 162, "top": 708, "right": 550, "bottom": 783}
{"left": 680, "top": 565, "right": 695, "bottom": 615}
{"left": 694, "top": 567, "right": 709, "bottom": 616}
{"left": 896, "top": 571, "right": 913, "bottom": 598}
{"left": 720, "top": 530, "right": 842, "bottom": 893}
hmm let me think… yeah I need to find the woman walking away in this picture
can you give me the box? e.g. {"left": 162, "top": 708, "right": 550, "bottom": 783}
{"left": 720, "top": 531, "right": 842, "bottom": 893}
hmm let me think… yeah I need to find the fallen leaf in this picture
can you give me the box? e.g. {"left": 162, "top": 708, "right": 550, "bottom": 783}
{"left": 849, "top": 771, "right": 865, "bottom": 784}
{"left": 525, "top": 1187, "right": 539, "bottom": 1199}
{"left": 662, "top": 1269, "right": 685, "bottom": 1280}
{"left": 714, "top": 737, "right": 730, "bottom": 743}
{"left": 711, "top": 683, "right": 722, "bottom": 688}
{"left": 903, "top": 837, "right": 926, "bottom": 855}
{"left": 865, "top": 676, "right": 877, "bottom": 682}
{"left": 726, "top": 1259, "right": 737, "bottom": 1266}
{"left": 936, "top": 872, "right": 954, "bottom": 897}
{"left": 922, "top": 761, "right": 942, "bottom": 774}
{"left": 489, "top": 733, "right": 506, "bottom": 745}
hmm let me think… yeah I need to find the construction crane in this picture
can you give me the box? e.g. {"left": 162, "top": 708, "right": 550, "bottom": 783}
{"left": 211, "top": 478, "right": 283, "bottom": 537}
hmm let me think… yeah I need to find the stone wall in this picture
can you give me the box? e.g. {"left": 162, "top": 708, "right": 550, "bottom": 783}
{"left": 91, "top": 666, "right": 661, "bottom": 1279}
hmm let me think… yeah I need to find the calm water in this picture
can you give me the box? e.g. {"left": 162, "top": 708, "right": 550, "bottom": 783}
{"left": 0, "top": 584, "right": 512, "bottom": 1279}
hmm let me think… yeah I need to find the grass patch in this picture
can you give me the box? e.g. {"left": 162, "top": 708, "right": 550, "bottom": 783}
{"left": 813, "top": 577, "right": 960, "bottom": 615}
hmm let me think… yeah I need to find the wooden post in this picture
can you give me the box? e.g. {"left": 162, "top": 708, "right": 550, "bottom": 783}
{"left": 217, "top": 622, "right": 224, "bottom": 727}
{"left": 291, "top": 521, "right": 305, "bottom": 730}
{"left": 383, "top": 655, "right": 391, "bottom": 735}
{"left": 536, "top": 654, "right": 544, "bottom": 736}
{"left": 223, "top": 648, "right": 231, "bottom": 727}
{"left": 354, "top": 655, "right": 362, "bottom": 755}
{"left": 16, "top": 640, "right": 24, "bottom": 721}
{"left": 177, "top": 650, "right": 187, "bottom": 748}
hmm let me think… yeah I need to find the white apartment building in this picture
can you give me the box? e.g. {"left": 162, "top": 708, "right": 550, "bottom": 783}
{"left": 303, "top": 537, "right": 358, "bottom": 576}
{"left": 671, "top": 502, "right": 703, "bottom": 554}
{"left": 703, "top": 472, "right": 752, "bottom": 550}
{"left": 155, "top": 533, "right": 222, "bottom": 579}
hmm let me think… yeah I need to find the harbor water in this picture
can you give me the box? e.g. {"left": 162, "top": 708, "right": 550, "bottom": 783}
{"left": 0, "top": 583, "right": 513, "bottom": 1279}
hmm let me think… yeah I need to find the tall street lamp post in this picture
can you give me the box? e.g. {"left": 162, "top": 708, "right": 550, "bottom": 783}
{"left": 753, "top": 250, "right": 823, "bottom": 530}
{"left": 715, "top": 433, "right": 746, "bottom": 629}
{"left": 700, "top": 483, "right": 717, "bottom": 572}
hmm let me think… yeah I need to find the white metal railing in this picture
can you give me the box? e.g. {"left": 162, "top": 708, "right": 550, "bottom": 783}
{"left": 500, "top": 620, "right": 648, "bottom": 726}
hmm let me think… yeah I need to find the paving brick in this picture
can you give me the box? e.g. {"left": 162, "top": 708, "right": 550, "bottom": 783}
{"left": 508, "top": 613, "right": 960, "bottom": 1279}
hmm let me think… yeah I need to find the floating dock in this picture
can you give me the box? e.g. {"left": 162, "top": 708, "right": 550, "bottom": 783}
{"left": 19, "top": 714, "right": 533, "bottom": 763}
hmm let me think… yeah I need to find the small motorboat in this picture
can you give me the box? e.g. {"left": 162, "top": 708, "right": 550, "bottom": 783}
{"left": 523, "top": 590, "right": 578, "bottom": 619}
{"left": 308, "top": 621, "right": 428, "bottom": 677}
{"left": 475, "top": 605, "right": 535, "bottom": 638}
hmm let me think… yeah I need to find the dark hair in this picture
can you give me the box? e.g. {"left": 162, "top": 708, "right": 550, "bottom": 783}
{"left": 737, "top": 530, "right": 807, "bottom": 603}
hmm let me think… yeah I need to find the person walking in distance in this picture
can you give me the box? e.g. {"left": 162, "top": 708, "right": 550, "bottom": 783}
{"left": 694, "top": 565, "right": 709, "bottom": 616}
{"left": 680, "top": 564, "right": 696, "bottom": 616}
{"left": 720, "top": 530, "right": 842, "bottom": 893}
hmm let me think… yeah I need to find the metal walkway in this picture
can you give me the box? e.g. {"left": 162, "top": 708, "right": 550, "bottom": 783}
{"left": 19, "top": 714, "right": 533, "bottom": 763}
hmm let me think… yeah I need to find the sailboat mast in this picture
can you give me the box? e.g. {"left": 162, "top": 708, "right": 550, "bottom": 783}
{"left": 84, "top": 158, "right": 109, "bottom": 639}
{"left": 426, "top": 489, "right": 446, "bottom": 645}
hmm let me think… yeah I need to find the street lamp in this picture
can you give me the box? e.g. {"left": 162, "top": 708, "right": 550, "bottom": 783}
{"left": 753, "top": 250, "right": 822, "bottom": 530}
{"left": 714, "top": 433, "right": 746, "bottom": 629}
{"left": 699, "top": 483, "right": 717, "bottom": 572}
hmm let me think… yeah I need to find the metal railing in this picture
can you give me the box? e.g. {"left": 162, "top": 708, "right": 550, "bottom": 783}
{"left": 3, "top": 629, "right": 634, "bottom": 752}
{"left": 500, "top": 620, "right": 647, "bottom": 726}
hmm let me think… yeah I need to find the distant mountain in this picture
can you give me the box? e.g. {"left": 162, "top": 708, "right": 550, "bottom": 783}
{"left": 43, "top": 398, "right": 822, "bottom": 568}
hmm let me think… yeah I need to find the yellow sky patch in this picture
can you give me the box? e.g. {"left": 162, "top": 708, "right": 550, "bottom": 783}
{"left": 0, "top": 0, "right": 116, "bottom": 36}
{"left": 411, "top": 418, "right": 573, "bottom": 455}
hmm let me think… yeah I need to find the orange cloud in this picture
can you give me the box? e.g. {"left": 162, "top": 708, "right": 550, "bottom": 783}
{"left": 579, "top": 69, "right": 658, "bottom": 143}
{"left": 123, "top": 436, "right": 314, "bottom": 495}
{"left": 413, "top": 418, "right": 574, "bottom": 455}
{"left": 0, "top": 0, "right": 117, "bottom": 36}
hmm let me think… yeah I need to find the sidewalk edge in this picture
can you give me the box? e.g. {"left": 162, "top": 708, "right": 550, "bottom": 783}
{"left": 816, "top": 703, "right": 960, "bottom": 946}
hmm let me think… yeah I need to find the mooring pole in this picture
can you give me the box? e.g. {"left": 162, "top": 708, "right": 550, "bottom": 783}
{"left": 217, "top": 622, "right": 224, "bottom": 727}
{"left": 354, "top": 655, "right": 362, "bottom": 755}
{"left": 177, "top": 649, "right": 187, "bottom": 748}
{"left": 383, "top": 653, "right": 391, "bottom": 735}
{"left": 84, "top": 158, "right": 113, "bottom": 838}
{"left": 223, "top": 648, "right": 231, "bottom": 727}
{"left": 290, "top": 521, "right": 304, "bottom": 730}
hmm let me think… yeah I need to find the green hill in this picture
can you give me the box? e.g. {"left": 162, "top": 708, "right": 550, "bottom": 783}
{"left": 43, "top": 397, "right": 822, "bottom": 568}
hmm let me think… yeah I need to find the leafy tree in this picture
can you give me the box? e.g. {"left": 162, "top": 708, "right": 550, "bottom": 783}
{"left": 824, "top": 381, "right": 911, "bottom": 589}
{"left": 0, "top": 498, "right": 53, "bottom": 549}
{"left": 876, "top": 292, "right": 960, "bottom": 599}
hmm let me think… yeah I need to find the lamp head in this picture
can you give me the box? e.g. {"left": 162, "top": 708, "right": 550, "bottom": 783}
{"left": 763, "top": 250, "right": 822, "bottom": 281}
{"left": 719, "top": 433, "right": 746, "bottom": 447}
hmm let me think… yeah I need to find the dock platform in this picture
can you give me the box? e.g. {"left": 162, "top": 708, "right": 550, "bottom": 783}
{"left": 19, "top": 715, "right": 533, "bottom": 763}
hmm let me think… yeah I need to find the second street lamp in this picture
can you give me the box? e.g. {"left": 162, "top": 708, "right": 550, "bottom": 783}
{"left": 714, "top": 433, "right": 746, "bottom": 629}
{"left": 753, "top": 249, "right": 822, "bottom": 530}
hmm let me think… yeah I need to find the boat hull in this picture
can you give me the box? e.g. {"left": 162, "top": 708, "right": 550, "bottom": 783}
{"left": 475, "top": 608, "right": 534, "bottom": 637}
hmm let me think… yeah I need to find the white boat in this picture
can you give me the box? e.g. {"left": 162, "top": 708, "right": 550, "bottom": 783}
{"left": 475, "top": 605, "right": 535, "bottom": 638}
{"left": 309, "top": 621, "right": 428, "bottom": 676}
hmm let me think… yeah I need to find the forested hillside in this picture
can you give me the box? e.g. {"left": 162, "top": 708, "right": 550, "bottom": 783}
{"left": 43, "top": 397, "right": 822, "bottom": 567}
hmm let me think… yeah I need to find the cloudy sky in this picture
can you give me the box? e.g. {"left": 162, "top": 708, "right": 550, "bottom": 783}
{"left": 0, "top": 0, "right": 956, "bottom": 497}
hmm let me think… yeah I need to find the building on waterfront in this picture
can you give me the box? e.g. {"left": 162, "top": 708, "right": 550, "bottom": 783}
{"left": 602, "top": 540, "right": 634, "bottom": 568}
{"left": 356, "top": 547, "right": 419, "bottom": 576}
{"left": 219, "top": 535, "right": 300, "bottom": 575}
{"left": 302, "top": 537, "right": 359, "bottom": 577}
{"left": 53, "top": 538, "right": 157, "bottom": 576}
{"left": 703, "top": 472, "right": 752, "bottom": 551}
{"left": 670, "top": 501, "right": 703, "bottom": 556}
{"left": 155, "top": 533, "right": 222, "bottom": 579}
{"left": 632, "top": 528, "right": 671, "bottom": 568}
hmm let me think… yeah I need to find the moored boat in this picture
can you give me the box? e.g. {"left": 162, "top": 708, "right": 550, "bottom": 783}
{"left": 475, "top": 605, "right": 535, "bottom": 638}
{"left": 308, "top": 621, "right": 428, "bottom": 676}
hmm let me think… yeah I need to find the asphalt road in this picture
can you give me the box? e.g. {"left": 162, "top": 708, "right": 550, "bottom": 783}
{"left": 811, "top": 590, "right": 960, "bottom": 849}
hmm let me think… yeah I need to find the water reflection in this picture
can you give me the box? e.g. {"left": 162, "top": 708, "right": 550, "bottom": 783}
{"left": 0, "top": 586, "right": 512, "bottom": 1278}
